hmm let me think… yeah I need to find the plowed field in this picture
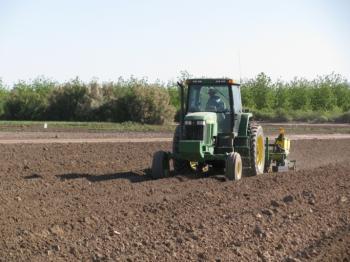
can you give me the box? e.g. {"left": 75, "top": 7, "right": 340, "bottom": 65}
{"left": 0, "top": 138, "right": 349, "bottom": 261}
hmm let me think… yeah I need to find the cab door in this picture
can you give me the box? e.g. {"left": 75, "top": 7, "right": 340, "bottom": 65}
{"left": 231, "top": 85, "right": 242, "bottom": 136}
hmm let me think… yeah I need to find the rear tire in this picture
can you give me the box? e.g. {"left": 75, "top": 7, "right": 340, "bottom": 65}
{"left": 249, "top": 124, "right": 265, "bottom": 176}
{"left": 225, "top": 152, "right": 242, "bottom": 181}
{"left": 173, "top": 126, "right": 191, "bottom": 174}
{"left": 151, "top": 151, "right": 169, "bottom": 179}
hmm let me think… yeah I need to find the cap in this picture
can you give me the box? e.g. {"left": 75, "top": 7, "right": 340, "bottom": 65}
{"left": 208, "top": 88, "right": 216, "bottom": 95}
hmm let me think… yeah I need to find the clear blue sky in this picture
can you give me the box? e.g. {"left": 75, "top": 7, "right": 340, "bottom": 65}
{"left": 0, "top": 0, "right": 349, "bottom": 85}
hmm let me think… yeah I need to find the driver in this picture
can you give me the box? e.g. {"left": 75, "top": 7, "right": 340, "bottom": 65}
{"left": 206, "top": 88, "right": 225, "bottom": 111}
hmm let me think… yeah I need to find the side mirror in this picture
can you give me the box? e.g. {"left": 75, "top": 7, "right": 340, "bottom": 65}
{"left": 243, "top": 108, "right": 250, "bottom": 113}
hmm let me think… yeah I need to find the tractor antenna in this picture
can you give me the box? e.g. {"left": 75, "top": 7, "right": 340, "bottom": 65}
{"left": 238, "top": 49, "right": 242, "bottom": 83}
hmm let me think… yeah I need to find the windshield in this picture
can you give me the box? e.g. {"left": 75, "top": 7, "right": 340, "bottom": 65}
{"left": 187, "top": 85, "right": 230, "bottom": 113}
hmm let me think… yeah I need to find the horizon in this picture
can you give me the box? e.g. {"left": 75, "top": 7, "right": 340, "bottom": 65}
{"left": 1, "top": 71, "right": 350, "bottom": 89}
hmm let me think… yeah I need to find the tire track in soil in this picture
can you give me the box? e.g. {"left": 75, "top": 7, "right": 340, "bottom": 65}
{"left": 291, "top": 224, "right": 350, "bottom": 260}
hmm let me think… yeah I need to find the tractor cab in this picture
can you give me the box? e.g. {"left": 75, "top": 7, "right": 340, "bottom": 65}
{"left": 186, "top": 79, "right": 242, "bottom": 136}
{"left": 178, "top": 79, "right": 244, "bottom": 161}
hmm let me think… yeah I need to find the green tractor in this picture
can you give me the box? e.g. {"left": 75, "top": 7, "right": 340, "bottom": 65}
{"left": 151, "top": 78, "right": 294, "bottom": 180}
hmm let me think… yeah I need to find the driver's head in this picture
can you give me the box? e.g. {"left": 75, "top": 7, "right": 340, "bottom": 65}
{"left": 208, "top": 88, "right": 216, "bottom": 96}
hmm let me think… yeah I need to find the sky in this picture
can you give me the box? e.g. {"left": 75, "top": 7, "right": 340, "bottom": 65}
{"left": 0, "top": 0, "right": 349, "bottom": 85}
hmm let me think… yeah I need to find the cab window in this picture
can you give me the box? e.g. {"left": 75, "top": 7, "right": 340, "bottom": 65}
{"left": 232, "top": 85, "right": 242, "bottom": 113}
{"left": 188, "top": 85, "right": 230, "bottom": 113}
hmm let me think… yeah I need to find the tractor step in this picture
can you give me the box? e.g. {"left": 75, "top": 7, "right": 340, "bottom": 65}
{"left": 214, "top": 147, "right": 234, "bottom": 154}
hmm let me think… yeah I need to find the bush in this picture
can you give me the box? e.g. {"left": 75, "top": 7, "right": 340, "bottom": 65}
{"left": 3, "top": 78, "right": 54, "bottom": 120}
{"left": 125, "top": 85, "right": 175, "bottom": 124}
{"left": 93, "top": 80, "right": 175, "bottom": 124}
{"left": 252, "top": 110, "right": 275, "bottom": 122}
{"left": 252, "top": 109, "right": 291, "bottom": 122}
{"left": 333, "top": 111, "right": 350, "bottom": 123}
{"left": 273, "top": 109, "right": 292, "bottom": 122}
{"left": 167, "top": 86, "right": 180, "bottom": 110}
{"left": 0, "top": 80, "right": 9, "bottom": 118}
{"left": 289, "top": 111, "right": 333, "bottom": 123}
{"left": 93, "top": 97, "right": 129, "bottom": 122}
{"left": 46, "top": 78, "right": 102, "bottom": 121}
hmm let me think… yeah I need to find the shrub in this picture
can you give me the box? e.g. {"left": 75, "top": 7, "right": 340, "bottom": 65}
{"left": 333, "top": 111, "right": 350, "bottom": 123}
{"left": 273, "top": 109, "right": 292, "bottom": 122}
{"left": 3, "top": 78, "right": 54, "bottom": 120}
{"left": 0, "top": 80, "right": 9, "bottom": 118}
{"left": 167, "top": 86, "right": 180, "bottom": 110}
{"left": 125, "top": 85, "right": 175, "bottom": 124}
{"left": 46, "top": 78, "right": 102, "bottom": 121}
{"left": 252, "top": 110, "right": 275, "bottom": 122}
{"left": 93, "top": 96, "right": 129, "bottom": 122}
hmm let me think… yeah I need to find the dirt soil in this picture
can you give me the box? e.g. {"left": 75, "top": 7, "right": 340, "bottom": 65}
{"left": 0, "top": 139, "right": 349, "bottom": 261}
{"left": 0, "top": 131, "right": 173, "bottom": 140}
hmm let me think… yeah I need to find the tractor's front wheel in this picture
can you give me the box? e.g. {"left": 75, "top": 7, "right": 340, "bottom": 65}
{"left": 249, "top": 124, "right": 265, "bottom": 176}
{"left": 225, "top": 152, "right": 242, "bottom": 181}
{"left": 151, "top": 151, "right": 170, "bottom": 179}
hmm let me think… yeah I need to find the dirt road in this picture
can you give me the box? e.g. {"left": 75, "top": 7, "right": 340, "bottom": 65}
{"left": 0, "top": 137, "right": 349, "bottom": 261}
{"left": 0, "top": 133, "right": 350, "bottom": 144}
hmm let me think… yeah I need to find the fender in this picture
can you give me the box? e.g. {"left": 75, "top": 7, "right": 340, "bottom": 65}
{"left": 238, "top": 113, "right": 253, "bottom": 137}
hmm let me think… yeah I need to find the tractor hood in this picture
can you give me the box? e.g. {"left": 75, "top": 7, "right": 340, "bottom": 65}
{"left": 180, "top": 112, "right": 218, "bottom": 161}
{"left": 184, "top": 112, "right": 217, "bottom": 124}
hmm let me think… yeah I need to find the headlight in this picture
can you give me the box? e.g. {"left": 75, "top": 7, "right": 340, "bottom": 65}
{"left": 184, "top": 120, "right": 192, "bottom": 125}
{"left": 196, "top": 120, "right": 206, "bottom": 126}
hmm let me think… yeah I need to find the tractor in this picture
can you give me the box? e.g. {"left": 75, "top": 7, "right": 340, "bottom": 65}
{"left": 151, "top": 78, "right": 295, "bottom": 180}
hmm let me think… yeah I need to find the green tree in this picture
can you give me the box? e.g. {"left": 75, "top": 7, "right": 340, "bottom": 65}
{"left": 321, "top": 73, "right": 350, "bottom": 111}
{"left": 310, "top": 75, "right": 336, "bottom": 111}
{"left": 288, "top": 78, "right": 311, "bottom": 110}
{"left": 3, "top": 78, "right": 54, "bottom": 120}
{"left": 241, "top": 83, "right": 254, "bottom": 109}
{"left": 0, "top": 79, "right": 9, "bottom": 118}
{"left": 167, "top": 85, "right": 180, "bottom": 110}
{"left": 272, "top": 81, "right": 289, "bottom": 110}
{"left": 244, "top": 73, "right": 274, "bottom": 110}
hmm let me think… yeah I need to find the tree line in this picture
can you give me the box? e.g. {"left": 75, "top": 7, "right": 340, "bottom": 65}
{"left": 240, "top": 73, "right": 350, "bottom": 122}
{"left": 0, "top": 72, "right": 349, "bottom": 124}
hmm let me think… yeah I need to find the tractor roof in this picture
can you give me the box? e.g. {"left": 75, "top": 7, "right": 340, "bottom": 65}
{"left": 186, "top": 78, "right": 240, "bottom": 86}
